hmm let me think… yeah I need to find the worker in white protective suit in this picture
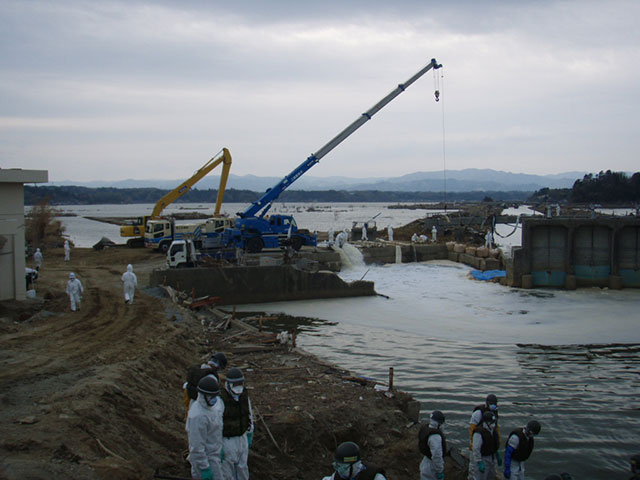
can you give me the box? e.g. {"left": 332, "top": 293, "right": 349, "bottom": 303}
{"left": 472, "top": 411, "right": 501, "bottom": 480}
{"left": 419, "top": 410, "right": 446, "bottom": 480}
{"left": 387, "top": 226, "right": 393, "bottom": 242}
{"left": 220, "top": 367, "right": 254, "bottom": 480}
{"left": 411, "top": 233, "right": 419, "bottom": 243}
{"left": 361, "top": 223, "right": 368, "bottom": 241}
{"left": 121, "top": 264, "right": 138, "bottom": 304}
{"left": 432, "top": 226, "right": 438, "bottom": 243}
{"left": 186, "top": 375, "right": 224, "bottom": 480}
{"left": 34, "top": 248, "right": 43, "bottom": 270}
{"left": 322, "top": 441, "right": 387, "bottom": 480}
{"left": 64, "top": 240, "right": 71, "bottom": 261}
{"left": 503, "top": 420, "right": 541, "bottom": 480}
{"left": 66, "top": 272, "right": 84, "bottom": 312}
{"left": 328, "top": 227, "right": 335, "bottom": 245}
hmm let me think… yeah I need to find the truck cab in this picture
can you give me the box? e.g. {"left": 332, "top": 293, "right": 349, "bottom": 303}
{"left": 167, "top": 239, "right": 198, "bottom": 268}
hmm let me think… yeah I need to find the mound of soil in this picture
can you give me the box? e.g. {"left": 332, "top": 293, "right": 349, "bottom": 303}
{"left": 0, "top": 247, "right": 467, "bottom": 479}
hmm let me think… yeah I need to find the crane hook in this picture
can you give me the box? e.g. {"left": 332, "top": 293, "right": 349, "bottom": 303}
{"left": 434, "top": 90, "right": 440, "bottom": 102}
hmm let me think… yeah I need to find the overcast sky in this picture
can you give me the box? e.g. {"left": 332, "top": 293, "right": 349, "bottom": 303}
{"left": 1, "top": 0, "right": 639, "bottom": 182}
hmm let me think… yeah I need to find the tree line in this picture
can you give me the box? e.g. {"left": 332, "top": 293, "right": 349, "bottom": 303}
{"left": 24, "top": 185, "right": 530, "bottom": 205}
{"left": 528, "top": 170, "right": 640, "bottom": 204}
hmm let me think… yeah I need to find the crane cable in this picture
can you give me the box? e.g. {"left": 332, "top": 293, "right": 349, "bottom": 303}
{"left": 434, "top": 66, "right": 447, "bottom": 212}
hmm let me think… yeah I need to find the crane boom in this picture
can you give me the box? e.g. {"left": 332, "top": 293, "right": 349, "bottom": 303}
{"left": 239, "top": 57, "right": 442, "bottom": 219}
{"left": 152, "top": 147, "right": 232, "bottom": 218}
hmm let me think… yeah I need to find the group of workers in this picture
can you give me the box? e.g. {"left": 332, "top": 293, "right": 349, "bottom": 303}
{"left": 183, "top": 352, "right": 254, "bottom": 480}
{"left": 63, "top": 263, "right": 137, "bottom": 311}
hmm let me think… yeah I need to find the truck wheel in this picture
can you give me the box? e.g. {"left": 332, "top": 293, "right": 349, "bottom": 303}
{"left": 246, "top": 237, "right": 263, "bottom": 253}
{"left": 291, "top": 236, "right": 304, "bottom": 251}
{"left": 160, "top": 242, "right": 170, "bottom": 253}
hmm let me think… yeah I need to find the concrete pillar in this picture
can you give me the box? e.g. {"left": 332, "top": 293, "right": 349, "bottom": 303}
{"left": 608, "top": 275, "right": 623, "bottom": 290}
{"left": 521, "top": 274, "right": 533, "bottom": 289}
{"left": 565, "top": 274, "right": 577, "bottom": 290}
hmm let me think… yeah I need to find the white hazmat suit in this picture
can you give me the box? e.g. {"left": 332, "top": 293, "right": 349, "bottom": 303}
{"left": 66, "top": 273, "right": 84, "bottom": 312}
{"left": 121, "top": 264, "right": 138, "bottom": 304}
{"left": 361, "top": 224, "right": 368, "bottom": 241}
{"left": 186, "top": 393, "right": 225, "bottom": 480}
{"left": 472, "top": 421, "right": 497, "bottom": 480}
{"left": 221, "top": 383, "right": 254, "bottom": 480}
{"left": 34, "top": 248, "right": 43, "bottom": 269}
{"left": 387, "top": 226, "right": 393, "bottom": 242}
{"left": 419, "top": 418, "right": 445, "bottom": 480}
{"left": 64, "top": 240, "right": 70, "bottom": 261}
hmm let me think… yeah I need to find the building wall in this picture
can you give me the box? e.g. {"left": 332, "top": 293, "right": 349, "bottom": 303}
{"left": 0, "top": 183, "right": 26, "bottom": 301}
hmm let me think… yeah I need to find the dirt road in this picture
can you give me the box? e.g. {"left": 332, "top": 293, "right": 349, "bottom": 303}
{"left": 0, "top": 247, "right": 466, "bottom": 479}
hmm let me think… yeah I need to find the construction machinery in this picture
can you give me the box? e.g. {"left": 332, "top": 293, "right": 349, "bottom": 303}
{"left": 222, "top": 57, "right": 442, "bottom": 253}
{"left": 121, "top": 147, "right": 232, "bottom": 247}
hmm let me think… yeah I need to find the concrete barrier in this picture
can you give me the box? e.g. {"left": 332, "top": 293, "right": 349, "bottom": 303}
{"left": 150, "top": 265, "right": 376, "bottom": 305}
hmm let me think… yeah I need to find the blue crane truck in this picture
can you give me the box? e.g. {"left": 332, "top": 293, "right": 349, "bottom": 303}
{"left": 223, "top": 57, "right": 442, "bottom": 253}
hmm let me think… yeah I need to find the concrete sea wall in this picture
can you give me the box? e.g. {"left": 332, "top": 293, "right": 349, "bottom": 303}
{"left": 150, "top": 265, "right": 375, "bottom": 305}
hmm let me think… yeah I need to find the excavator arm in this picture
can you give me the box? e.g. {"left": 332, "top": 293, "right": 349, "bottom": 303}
{"left": 151, "top": 147, "right": 232, "bottom": 218}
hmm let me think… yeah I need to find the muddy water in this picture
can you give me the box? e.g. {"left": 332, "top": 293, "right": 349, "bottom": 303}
{"left": 239, "top": 261, "right": 640, "bottom": 479}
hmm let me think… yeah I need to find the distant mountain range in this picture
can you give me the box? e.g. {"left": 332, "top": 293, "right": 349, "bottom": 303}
{"left": 50, "top": 169, "right": 587, "bottom": 193}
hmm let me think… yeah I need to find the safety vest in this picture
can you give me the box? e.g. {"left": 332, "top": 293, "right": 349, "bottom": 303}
{"left": 221, "top": 389, "right": 251, "bottom": 438}
{"left": 418, "top": 426, "right": 447, "bottom": 460}
{"left": 354, "top": 463, "right": 385, "bottom": 480}
{"left": 473, "top": 404, "right": 500, "bottom": 423}
{"left": 508, "top": 429, "right": 534, "bottom": 462}
{"left": 475, "top": 426, "right": 499, "bottom": 456}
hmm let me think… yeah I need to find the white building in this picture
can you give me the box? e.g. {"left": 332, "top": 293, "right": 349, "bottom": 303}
{"left": 0, "top": 169, "right": 48, "bottom": 301}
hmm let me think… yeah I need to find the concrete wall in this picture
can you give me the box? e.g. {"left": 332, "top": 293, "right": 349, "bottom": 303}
{"left": 150, "top": 265, "right": 376, "bottom": 305}
{"left": 0, "top": 169, "right": 48, "bottom": 301}
{"left": 512, "top": 217, "right": 640, "bottom": 289}
{"left": 360, "top": 244, "right": 448, "bottom": 264}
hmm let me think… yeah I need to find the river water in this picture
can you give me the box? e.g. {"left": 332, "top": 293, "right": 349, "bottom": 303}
{"left": 51, "top": 203, "right": 640, "bottom": 479}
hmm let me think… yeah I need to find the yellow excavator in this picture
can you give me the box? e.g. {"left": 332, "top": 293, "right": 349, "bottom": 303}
{"left": 120, "top": 148, "right": 232, "bottom": 247}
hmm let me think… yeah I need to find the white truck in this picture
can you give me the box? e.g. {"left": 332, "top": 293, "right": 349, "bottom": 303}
{"left": 166, "top": 239, "right": 198, "bottom": 268}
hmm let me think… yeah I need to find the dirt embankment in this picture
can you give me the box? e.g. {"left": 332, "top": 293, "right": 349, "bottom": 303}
{"left": 0, "top": 247, "right": 466, "bottom": 479}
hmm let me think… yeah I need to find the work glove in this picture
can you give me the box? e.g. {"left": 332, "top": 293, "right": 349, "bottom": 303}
{"left": 496, "top": 451, "right": 503, "bottom": 466}
{"left": 220, "top": 449, "right": 225, "bottom": 463}
{"left": 201, "top": 467, "right": 214, "bottom": 480}
{"left": 247, "top": 432, "right": 253, "bottom": 448}
{"left": 436, "top": 472, "right": 445, "bottom": 480}
{"left": 477, "top": 461, "right": 486, "bottom": 474}
{"left": 504, "top": 467, "right": 511, "bottom": 479}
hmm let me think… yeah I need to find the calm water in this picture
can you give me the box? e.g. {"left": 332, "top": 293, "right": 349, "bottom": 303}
{"left": 49, "top": 203, "right": 640, "bottom": 478}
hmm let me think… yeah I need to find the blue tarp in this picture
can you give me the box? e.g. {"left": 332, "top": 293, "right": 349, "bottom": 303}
{"left": 471, "top": 269, "right": 507, "bottom": 281}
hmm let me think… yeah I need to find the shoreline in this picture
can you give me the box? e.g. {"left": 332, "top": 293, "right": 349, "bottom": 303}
{"left": 0, "top": 247, "right": 468, "bottom": 479}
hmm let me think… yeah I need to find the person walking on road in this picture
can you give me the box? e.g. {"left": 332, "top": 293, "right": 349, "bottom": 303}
{"left": 186, "top": 376, "right": 224, "bottom": 480}
{"left": 472, "top": 411, "right": 501, "bottom": 480}
{"left": 220, "top": 367, "right": 253, "bottom": 480}
{"left": 419, "top": 410, "right": 447, "bottom": 480}
{"left": 121, "top": 264, "right": 137, "bottom": 304}
{"left": 66, "top": 272, "right": 84, "bottom": 312}
{"left": 503, "top": 420, "right": 541, "bottom": 479}
{"left": 34, "top": 248, "right": 43, "bottom": 270}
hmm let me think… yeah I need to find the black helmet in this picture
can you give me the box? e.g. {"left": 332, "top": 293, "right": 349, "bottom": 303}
{"left": 485, "top": 394, "right": 498, "bottom": 406}
{"left": 430, "top": 410, "right": 445, "bottom": 425}
{"left": 334, "top": 441, "right": 360, "bottom": 464}
{"left": 197, "top": 375, "right": 220, "bottom": 396}
{"left": 209, "top": 352, "right": 227, "bottom": 369}
{"left": 226, "top": 367, "right": 244, "bottom": 384}
{"left": 526, "top": 420, "right": 541, "bottom": 435}
{"left": 482, "top": 410, "right": 496, "bottom": 425}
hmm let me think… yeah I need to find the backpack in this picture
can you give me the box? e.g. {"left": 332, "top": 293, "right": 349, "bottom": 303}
{"left": 185, "top": 365, "right": 218, "bottom": 400}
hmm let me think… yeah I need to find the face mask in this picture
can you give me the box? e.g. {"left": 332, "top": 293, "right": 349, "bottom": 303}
{"left": 228, "top": 383, "right": 244, "bottom": 396}
{"left": 489, "top": 404, "right": 498, "bottom": 412}
{"left": 205, "top": 395, "right": 218, "bottom": 407}
{"left": 333, "top": 462, "right": 353, "bottom": 479}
